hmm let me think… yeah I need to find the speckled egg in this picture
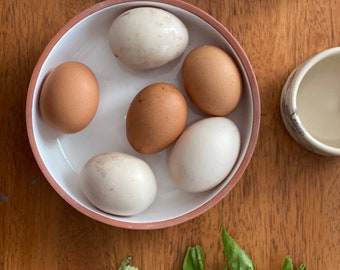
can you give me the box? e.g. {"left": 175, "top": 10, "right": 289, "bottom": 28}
{"left": 126, "top": 82, "right": 188, "bottom": 154}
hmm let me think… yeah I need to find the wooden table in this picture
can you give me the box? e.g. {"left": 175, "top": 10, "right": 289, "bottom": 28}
{"left": 1, "top": 0, "right": 339, "bottom": 269}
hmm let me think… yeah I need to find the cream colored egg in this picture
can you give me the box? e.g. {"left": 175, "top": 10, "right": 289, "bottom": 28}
{"left": 80, "top": 152, "right": 157, "bottom": 216}
{"left": 109, "top": 7, "right": 189, "bottom": 69}
{"left": 168, "top": 117, "right": 241, "bottom": 193}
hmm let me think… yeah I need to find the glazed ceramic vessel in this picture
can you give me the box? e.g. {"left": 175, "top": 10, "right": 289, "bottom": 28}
{"left": 281, "top": 47, "right": 340, "bottom": 156}
{"left": 26, "top": 0, "right": 260, "bottom": 229}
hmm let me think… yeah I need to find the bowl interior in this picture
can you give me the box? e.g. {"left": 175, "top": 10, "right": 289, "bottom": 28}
{"left": 296, "top": 50, "right": 340, "bottom": 149}
{"left": 27, "top": 0, "right": 259, "bottom": 229}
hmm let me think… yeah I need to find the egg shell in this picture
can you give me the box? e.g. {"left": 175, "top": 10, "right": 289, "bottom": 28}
{"left": 182, "top": 45, "right": 242, "bottom": 116}
{"left": 126, "top": 82, "right": 188, "bottom": 154}
{"left": 39, "top": 61, "right": 99, "bottom": 133}
{"left": 80, "top": 152, "right": 157, "bottom": 216}
{"left": 168, "top": 117, "right": 241, "bottom": 193}
{"left": 108, "top": 7, "right": 189, "bottom": 69}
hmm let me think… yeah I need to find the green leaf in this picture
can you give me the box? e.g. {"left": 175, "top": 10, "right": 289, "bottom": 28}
{"left": 296, "top": 264, "right": 306, "bottom": 270}
{"left": 183, "top": 245, "right": 205, "bottom": 270}
{"left": 281, "top": 256, "right": 294, "bottom": 270}
{"left": 221, "top": 226, "right": 255, "bottom": 270}
{"left": 118, "top": 256, "right": 138, "bottom": 270}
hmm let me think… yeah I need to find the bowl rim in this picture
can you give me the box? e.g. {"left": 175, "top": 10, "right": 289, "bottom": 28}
{"left": 26, "top": 0, "right": 261, "bottom": 230}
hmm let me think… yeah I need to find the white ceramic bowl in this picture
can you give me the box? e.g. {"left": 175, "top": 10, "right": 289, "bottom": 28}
{"left": 26, "top": 0, "right": 260, "bottom": 229}
{"left": 281, "top": 47, "right": 340, "bottom": 156}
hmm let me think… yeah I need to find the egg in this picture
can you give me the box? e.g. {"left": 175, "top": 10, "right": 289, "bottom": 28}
{"left": 108, "top": 7, "right": 189, "bottom": 69}
{"left": 168, "top": 117, "right": 241, "bottom": 193}
{"left": 39, "top": 61, "right": 99, "bottom": 133}
{"left": 181, "top": 45, "right": 242, "bottom": 116}
{"left": 80, "top": 152, "right": 157, "bottom": 216}
{"left": 126, "top": 82, "right": 188, "bottom": 154}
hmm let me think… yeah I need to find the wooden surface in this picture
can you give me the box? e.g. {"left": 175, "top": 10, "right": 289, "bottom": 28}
{"left": 1, "top": 0, "right": 339, "bottom": 269}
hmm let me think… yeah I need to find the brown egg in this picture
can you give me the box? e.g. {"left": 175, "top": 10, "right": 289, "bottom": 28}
{"left": 39, "top": 61, "right": 100, "bottom": 133}
{"left": 126, "top": 82, "right": 188, "bottom": 154}
{"left": 181, "top": 45, "right": 242, "bottom": 116}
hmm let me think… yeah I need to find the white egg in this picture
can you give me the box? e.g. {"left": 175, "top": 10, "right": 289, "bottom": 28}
{"left": 80, "top": 152, "right": 157, "bottom": 216}
{"left": 108, "top": 7, "right": 189, "bottom": 69}
{"left": 168, "top": 117, "right": 241, "bottom": 193}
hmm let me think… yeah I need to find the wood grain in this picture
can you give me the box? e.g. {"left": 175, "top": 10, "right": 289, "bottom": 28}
{"left": 0, "top": 0, "right": 339, "bottom": 269}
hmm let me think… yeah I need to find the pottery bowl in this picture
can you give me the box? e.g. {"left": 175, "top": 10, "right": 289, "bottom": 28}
{"left": 26, "top": 0, "right": 260, "bottom": 229}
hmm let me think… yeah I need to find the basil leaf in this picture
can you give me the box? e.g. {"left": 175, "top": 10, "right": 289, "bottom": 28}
{"left": 281, "top": 256, "right": 294, "bottom": 270}
{"left": 296, "top": 264, "right": 306, "bottom": 270}
{"left": 183, "top": 245, "right": 205, "bottom": 270}
{"left": 118, "top": 256, "right": 138, "bottom": 270}
{"left": 221, "top": 226, "right": 255, "bottom": 270}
